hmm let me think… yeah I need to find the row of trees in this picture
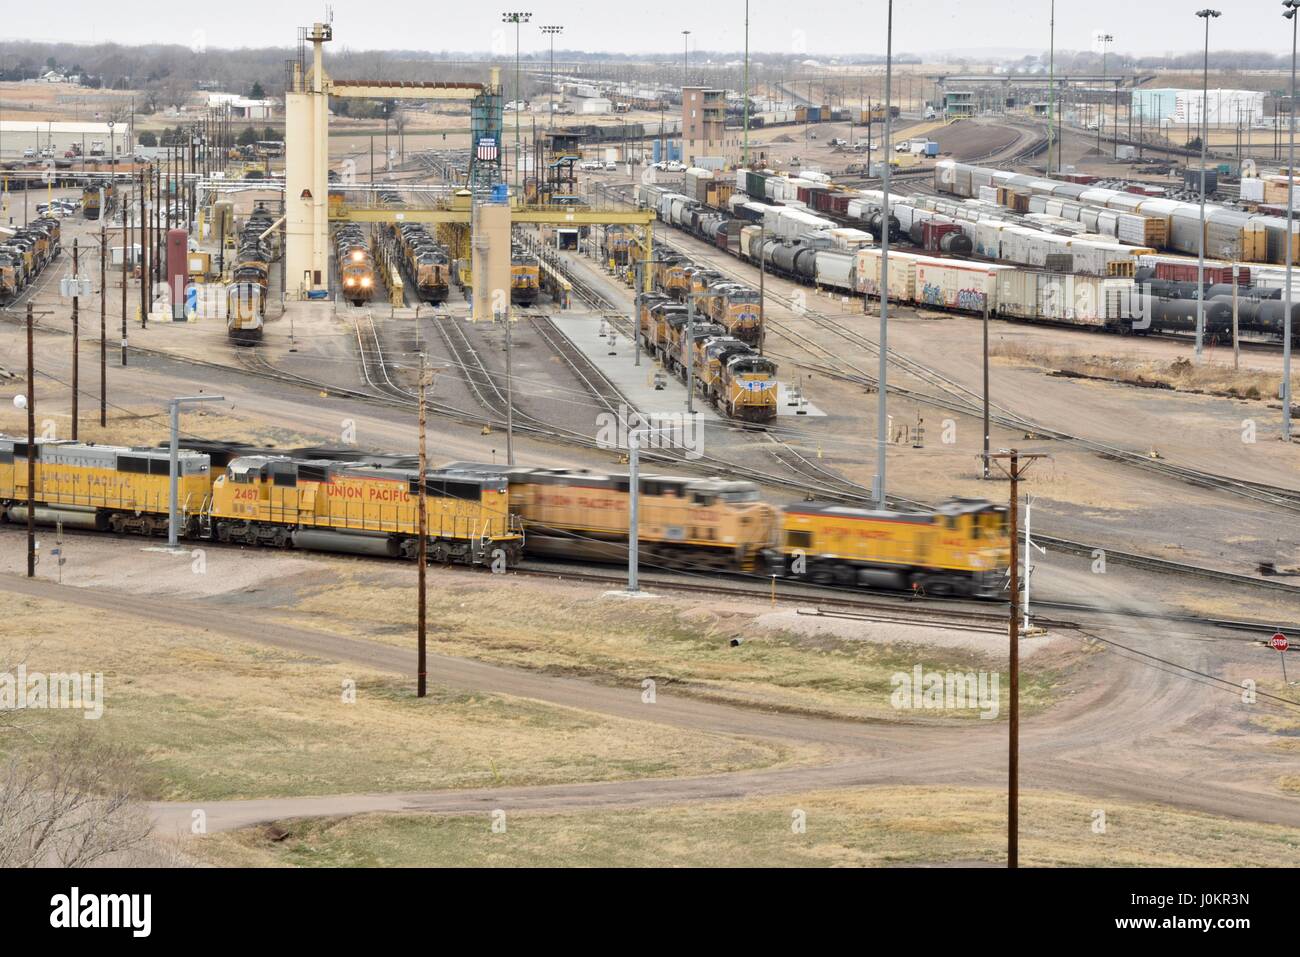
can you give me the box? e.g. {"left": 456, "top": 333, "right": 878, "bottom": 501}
{"left": 136, "top": 126, "right": 278, "bottom": 148}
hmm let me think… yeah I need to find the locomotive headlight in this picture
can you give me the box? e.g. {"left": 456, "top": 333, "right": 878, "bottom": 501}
{"left": 352, "top": 250, "right": 363, "bottom": 262}
{"left": 361, "top": 277, "right": 372, "bottom": 287}
{"left": 345, "top": 278, "right": 355, "bottom": 286}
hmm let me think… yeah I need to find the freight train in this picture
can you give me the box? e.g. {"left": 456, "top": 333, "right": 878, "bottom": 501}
{"left": 1, "top": 435, "right": 1010, "bottom": 597}
{"left": 382, "top": 222, "right": 450, "bottom": 304}
{"left": 0, "top": 215, "right": 61, "bottom": 303}
{"left": 0, "top": 436, "right": 523, "bottom": 567}
{"left": 335, "top": 223, "right": 377, "bottom": 306}
{"left": 226, "top": 205, "right": 276, "bottom": 344}
{"left": 640, "top": 180, "right": 1300, "bottom": 344}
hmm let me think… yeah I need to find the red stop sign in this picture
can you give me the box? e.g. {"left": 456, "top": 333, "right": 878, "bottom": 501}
{"left": 1270, "top": 633, "right": 1289, "bottom": 652}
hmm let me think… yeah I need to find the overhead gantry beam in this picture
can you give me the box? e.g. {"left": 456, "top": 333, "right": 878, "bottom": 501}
{"left": 331, "top": 205, "right": 657, "bottom": 227}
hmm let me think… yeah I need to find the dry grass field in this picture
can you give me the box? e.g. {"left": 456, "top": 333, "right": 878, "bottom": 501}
{"left": 192, "top": 786, "right": 1300, "bottom": 868}
{"left": 0, "top": 591, "right": 798, "bottom": 802}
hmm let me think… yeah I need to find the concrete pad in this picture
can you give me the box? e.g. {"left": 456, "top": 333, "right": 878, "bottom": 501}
{"left": 547, "top": 309, "right": 723, "bottom": 422}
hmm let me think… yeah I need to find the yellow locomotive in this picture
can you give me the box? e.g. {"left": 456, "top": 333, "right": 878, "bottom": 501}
{"left": 475, "top": 466, "right": 777, "bottom": 571}
{"left": 773, "top": 499, "right": 1010, "bottom": 597}
{"left": 208, "top": 455, "right": 523, "bottom": 565}
{"left": 335, "top": 223, "right": 376, "bottom": 306}
{"left": 705, "top": 283, "right": 763, "bottom": 345}
{"left": 0, "top": 437, "right": 523, "bottom": 568}
{"left": 699, "top": 337, "right": 779, "bottom": 422}
{"left": 0, "top": 437, "right": 213, "bottom": 536}
{"left": 510, "top": 245, "right": 541, "bottom": 304}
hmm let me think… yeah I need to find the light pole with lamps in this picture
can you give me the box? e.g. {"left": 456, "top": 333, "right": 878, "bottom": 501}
{"left": 1284, "top": 0, "right": 1298, "bottom": 441}
{"left": 682, "top": 30, "right": 690, "bottom": 89}
{"left": 167, "top": 395, "right": 224, "bottom": 548}
{"left": 1194, "top": 8, "right": 1221, "bottom": 361}
{"left": 503, "top": 12, "right": 532, "bottom": 190}
{"left": 541, "top": 25, "right": 563, "bottom": 130}
{"left": 875, "top": 0, "right": 894, "bottom": 507}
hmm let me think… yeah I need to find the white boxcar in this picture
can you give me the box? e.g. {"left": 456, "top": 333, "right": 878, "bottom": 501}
{"left": 913, "top": 257, "right": 1011, "bottom": 312}
{"left": 854, "top": 247, "right": 920, "bottom": 300}
{"left": 996, "top": 271, "right": 1139, "bottom": 327}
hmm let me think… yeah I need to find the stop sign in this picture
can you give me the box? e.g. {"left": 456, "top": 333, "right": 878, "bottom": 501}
{"left": 1270, "top": 633, "right": 1289, "bottom": 652}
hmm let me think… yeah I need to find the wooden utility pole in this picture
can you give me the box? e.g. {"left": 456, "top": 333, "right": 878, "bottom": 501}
{"left": 140, "top": 164, "right": 148, "bottom": 328}
{"left": 99, "top": 223, "right": 107, "bottom": 426}
{"left": 988, "top": 449, "right": 1047, "bottom": 869}
{"left": 71, "top": 239, "right": 79, "bottom": 439}
{"left": 417, "top": 352, "right": 429, "bottom": 699}
{"left": 26, "top": 303, "right": 36, "bottom": 578}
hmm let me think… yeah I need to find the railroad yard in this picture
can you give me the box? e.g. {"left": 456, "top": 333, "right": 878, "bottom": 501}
{"left": 0, "top": 5, "right": 1298, "bottom": 896}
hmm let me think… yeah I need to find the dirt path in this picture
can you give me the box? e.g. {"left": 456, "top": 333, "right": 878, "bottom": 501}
{"left": 4, "top": 574, "right": 1297, "bottom": 837}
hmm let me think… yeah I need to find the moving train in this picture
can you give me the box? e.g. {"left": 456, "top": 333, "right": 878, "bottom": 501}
{"left": 81, "top": 181, "right": 115, "bottom": 221}
{"left": 2, "top": 435, "right": 1011, "bottom": 597}
{"left": 0, "top": 436, "right": 523, "bottom": 567}
{"left": 335, "top": 223, "right": 377, "bottom": 306}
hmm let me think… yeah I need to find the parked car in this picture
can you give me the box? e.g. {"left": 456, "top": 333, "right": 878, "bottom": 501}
{"left": 22, "top": 148, "right": 36, "bottom": 158}
{"left": 578, "top": 160, "right": 602, "bottom": 171}
{"left": 604, "top": 160, "right": 618, "bottom": 171}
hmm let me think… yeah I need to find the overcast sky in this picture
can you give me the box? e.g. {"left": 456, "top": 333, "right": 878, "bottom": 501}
{"left": 5, "top": 1, "right": 1295, "bottom": 58}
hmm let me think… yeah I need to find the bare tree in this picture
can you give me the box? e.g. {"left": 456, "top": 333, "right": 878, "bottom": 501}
{"left": 0, "top": 730, "right": 153, "bottom": 868}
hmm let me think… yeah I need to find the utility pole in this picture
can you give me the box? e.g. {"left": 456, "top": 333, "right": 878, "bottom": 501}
{"left": 988, "top": 449, "right": 1047, "bottom": 870}
{"left": 1284, "top": 0, "right": 1298, "bottom": 441}
{"left": 122, "top": 186, "right": 129, "bottom": 365}
{"left": 1048, "top": 0, "right": 1056, "bottom": 175}
{"left": 685, "top": 292, "right": 696, "bottom": 414}
{"left": 743, "top": 0, "right": 750, "bottom": 168}
{"left": 876, "top": 0, "right": 894, "bottom": 508}
{"left": 504, "top": 308, "right": 515, "bottom": 465}
{"left": 417, "top": 352, "right": 429, "bottom": 699}
{"left": 26, "top": 303, "right": 36, "bottom": 578}
{"left": 1195, "top": 9, "right": 1221, "bottom": 362}
{"left": 100, "top": 223, "right": 107, "bottom": 427}
{"left": 139, "top": 164, "right": 148, "bottom": 328}
{"left": 983, "top": 273, "right": 992, "bottom": 479}
{"left": 626, "top": 429, "right": 643, "bottom": 595}
{"left": 71, "top": 239, "right": 79, "bottom": 440}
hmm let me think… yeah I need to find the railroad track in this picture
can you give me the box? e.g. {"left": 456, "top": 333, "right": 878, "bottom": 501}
{"left": 647, "top": 225, "right": 1300, "bottom": 514}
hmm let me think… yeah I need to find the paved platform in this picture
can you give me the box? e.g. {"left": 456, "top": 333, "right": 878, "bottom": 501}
{"left": 547, "top": 309, "right": 721, "bottom": 422}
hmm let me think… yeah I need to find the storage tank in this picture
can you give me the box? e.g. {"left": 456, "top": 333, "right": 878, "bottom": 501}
{"left": 166, "top": 228, "right": 188, "bottom": 320}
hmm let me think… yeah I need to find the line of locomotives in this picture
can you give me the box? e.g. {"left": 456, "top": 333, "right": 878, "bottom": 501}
{"left": 1, "top": 435, "right": 1010, "bottom": 597}
{"left": 0, "top": 215, "right": 61, "bottom": 304}
{"left": 596, "top": 225, "right": 778, "bottom": 423}
{"left": 226, "top": 204, "right": 278, "bottom": 344}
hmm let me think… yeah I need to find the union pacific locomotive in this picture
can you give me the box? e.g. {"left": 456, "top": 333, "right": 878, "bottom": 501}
{"left": 1, "top": 434, "right": 1009, "bottom": 596}
{"left": 0, "top": 436, "right": 523, "bottom": 567}
{"left": 335, "top": 223, "right": 377, "bottom": 306}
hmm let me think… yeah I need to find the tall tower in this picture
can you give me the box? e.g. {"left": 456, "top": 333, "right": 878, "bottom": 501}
{"left": 284, "top": 21, "right": 333, "bottom": 298}
{"left": 469, "top": 68, "right": 505, "bottom": 194}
